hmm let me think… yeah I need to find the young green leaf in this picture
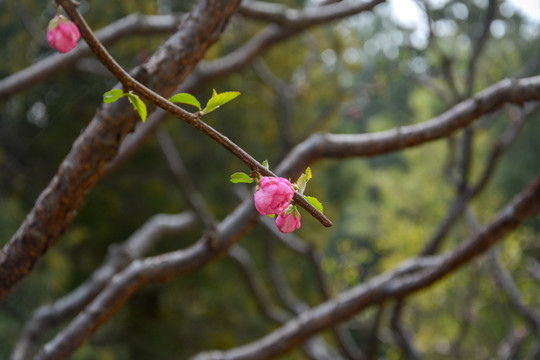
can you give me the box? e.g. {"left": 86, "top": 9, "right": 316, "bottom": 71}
{"left": 296, "top": 167, "right": 312, "bottom": 194}
{"left": 169, "top": 93, "right": 202, "bottom": 111}
{"left": 305, "top": 196, "right": 323, "bottom": 213}
{"left": 230, "top": 172, "right": 254, "bottom": 184}
{"left": 103, "top": 89, "right": 126, "bottom": 103}
{"left": 127, "top": 92, "right": 147, "bottom": 122}
{"left": 201, "top": 89, "right": 241, "bottom": 115}
{"left": 304, "top": 167, "right": 312, "bottom": 182}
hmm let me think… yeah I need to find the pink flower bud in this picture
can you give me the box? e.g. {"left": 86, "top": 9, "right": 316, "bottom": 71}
{"left": 47, "top": 15, "right": 80, "bottom": 53}
{"left": 254, "top": 176, "right": 295, "bottom": 215}
{"left": 276, "top": 211, "right": 301, "bottom": 233}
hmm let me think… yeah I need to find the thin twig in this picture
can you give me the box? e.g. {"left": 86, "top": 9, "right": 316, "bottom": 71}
{"left": 58, "top": 0, "right": 332, "bottom": 229}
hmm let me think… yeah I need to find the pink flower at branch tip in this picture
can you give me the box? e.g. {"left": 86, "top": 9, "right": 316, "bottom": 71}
{"left": 276, "top": 211, "right": 301, "bottom": 233}
{"left": 47, "top": 15, "right": 80, "bottom": 53}
{"left": 254, "top": 176, "right": 295, "bottom": 216}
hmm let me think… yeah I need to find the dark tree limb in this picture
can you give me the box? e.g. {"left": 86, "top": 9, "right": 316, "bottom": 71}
{"left": 260, "top": 216, "right": 365, "bottom": 360}
{"left": 390, "top": 302, "right": 423, "bottom": 360}
{"left": 191, "top": 169, "right": 540, "bottom": 360}
{"left": 11, "top": 212, "right": 196, "bottom": 360}
{"left": 277, "top": 76, "right": 540, "bottom": 179}
{"left": 489, "top": 249, "right": 540, "bottom": 340}
{"left": 0, "top": 0, "right": 242, "bottom": 300}
{"left": 228, "top": 244, "right": 290, "bottom": 324}
{"left": 464, "top": 0, "right": 496, "bottom": 97}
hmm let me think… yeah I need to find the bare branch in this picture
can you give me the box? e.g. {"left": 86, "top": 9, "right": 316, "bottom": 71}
{"left": 11, "top": 212, "right": 196, "bottom": 360}
{"left": 191, "top": 170, "right": 540, "bottom": 360}
{"left": 489, "top": 249, "right": 540, "bottom": 336}
{"left": 0, "top": 12, "right": 184, "bottom": 99}
{"left": 390, "top": 302, "right": 423, "bottom": 360}
{"left": 496, "top": 326, "right": 528, "bottom": 360}
{"left": 464, "top": 0, "right": 496, "bottom": 97}
{"left": 277, "top": 76, "right": 540, "bottom": 179}
{"left": 239, "top": 0, "right": 386, "bottom": 27}
{"left": 259, "top": 217, "right": 365, "bottom": 360}
{"left": 228, "top": 245, "right": 290, "bottom": 324}
{"left": 157, "top": 128, "right": 217, "bottom": 232}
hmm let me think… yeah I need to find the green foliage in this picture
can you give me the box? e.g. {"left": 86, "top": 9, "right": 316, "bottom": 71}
{"left": 127, "top": 92, "right": 147, "bottom": 122}
{"left": 2, "top": 1, "right": 540, "bottom": 359}
{"left": 201, "top": 89, "right": 241, "bottom": 115}
{"left": 103, "top": 88, "right": 125, "bottom": 103}
{"left": 103, "top": 89, "right": 147, "bottom": 122}
{"left": 230, "top": 172, "right": 253, "bottom": 184}
{"left": 304, "top": 196, "right": 323, "bottom": 213}
{"left": 168, "top": 92, "right": 202, "bottom": 111}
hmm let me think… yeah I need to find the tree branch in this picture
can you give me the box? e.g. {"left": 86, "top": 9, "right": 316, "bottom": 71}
{"left": 0, "top": 12, "right": 184, "bottom": 99}
{"left": 191, "top": 170, "right": 540, "bottom": 360}
{"left": 276, "top": 76, "right": 540, "bottom": 179}
{"left": 11, "top": 212, "right": 196, "bottom": 360}
{"left": 0, "top": 0, "right": 241, "bottom": 300}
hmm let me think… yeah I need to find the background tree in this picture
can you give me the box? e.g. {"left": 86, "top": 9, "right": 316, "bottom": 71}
{"left": 1, "top": 0, "right": 540, "bottom": 359}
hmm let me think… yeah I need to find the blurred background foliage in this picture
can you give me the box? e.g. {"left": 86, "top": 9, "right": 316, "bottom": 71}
{"left": 1, "top": 0, "right": 540, "bottom": 359}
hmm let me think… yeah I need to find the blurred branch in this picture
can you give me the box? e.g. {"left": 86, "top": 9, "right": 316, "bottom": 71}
{"left": 260, "top": 216, "right": 365, "bottom": 360}
{"left": 365, "top": 306, "right": 384, "bottom": 360}
{"left": 238, "top": 0, "right": 386, "bottom": 27}
{"left": 464, "top": 0, "right": 496, "bottom": 97}
{"left": 527, "top": 258, "right": 540, "bottom": 284}
{"left": 252, "top": 59, "right": 296, "bottom": 153}
{"left": 277, "top": 76, "right": 540, "bottom": 179}
{"left": 228, "top": 245, "right": 290, "bottom": 324}
{"left": 0, "top": 12, "right": 185, "bottom": 99}
{"left": 191, "top": 171, "right": 540, "bottom": 359}
{"left": 496, "top": 326, "right": 528, "bottom": 360}
{"left": 489, "top": 249, "right": 540, "bottom": 341}
{"left": 156, "top": 128, "right": 217, "bottom": 233}
{"left": 34, "top": 164, "right": 540, "bottom": 360}
{"left": 11, "top": 212, "right": 196, "bottom": 360}
{"left": 390, "top": 302, "right": 423, "bottom": 360}
{"left": 422, "top": 104, "right": 530, "bottom": 255}
{"left": 13, "top": 0, "right": 47, "bottom": 47}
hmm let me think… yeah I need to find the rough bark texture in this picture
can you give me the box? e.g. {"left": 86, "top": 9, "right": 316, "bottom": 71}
{"left": 0, "top": 0, "right": 241, "bottom": 300}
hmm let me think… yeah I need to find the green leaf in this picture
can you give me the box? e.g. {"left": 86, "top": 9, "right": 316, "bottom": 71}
{"left": 305, "top": 196, "right": 323, "bottom": 213}
{"left": 103, "top": 89, "right": 126, "bottom": 103}
{"left": 230, "top": 172, "right": 254, "bottom": 184}
{"left": 127, "top": 92, "right": 147, "bottom": 122}
{"left": 262, "top": 160, "right": 269, "bottom": 169}
{"left": 305, "top": 167, "right": 312, "bottom": 181}
{"left": 295, "top": 167, "right": 312, "bottom": 194}
{"left": 169, "top": 93, "right": 202, "bottom": 111}
{"left": 201, "top": 89, "right": 241, "bottom": 115}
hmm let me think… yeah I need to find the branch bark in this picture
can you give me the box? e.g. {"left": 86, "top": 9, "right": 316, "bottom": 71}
{"left": 277, "top": 76, "right": 540, "bottom": 179}
{"left": 0, "top": 0, "right": 241, "bottom": 300}
{"left": 191, "top": 169, "right": 540, "bottom": 360}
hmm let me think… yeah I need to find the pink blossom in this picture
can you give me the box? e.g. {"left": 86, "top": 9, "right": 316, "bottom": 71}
{"left": 47, "top": 15, "right": 80, "bottom": 53}
{"left": 254, "top": 176, "right": 295, "bottom": 215}
{"left": 276, "top": 211, "right": 301, "bottom": 233}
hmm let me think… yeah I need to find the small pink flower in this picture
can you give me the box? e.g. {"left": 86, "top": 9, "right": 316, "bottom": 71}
{"left": 47, "top": 15, "right": 80, "bottom": 53}
{"left": 276, "top": 211, "right": 301, "bottom": 233}
{"left": 254, "top": 176, "right": 295, "bottom": 215}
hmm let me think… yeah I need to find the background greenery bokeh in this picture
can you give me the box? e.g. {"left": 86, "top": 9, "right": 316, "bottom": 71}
{"left": 1, "top": 0, "right": 540, "bottom": 359}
